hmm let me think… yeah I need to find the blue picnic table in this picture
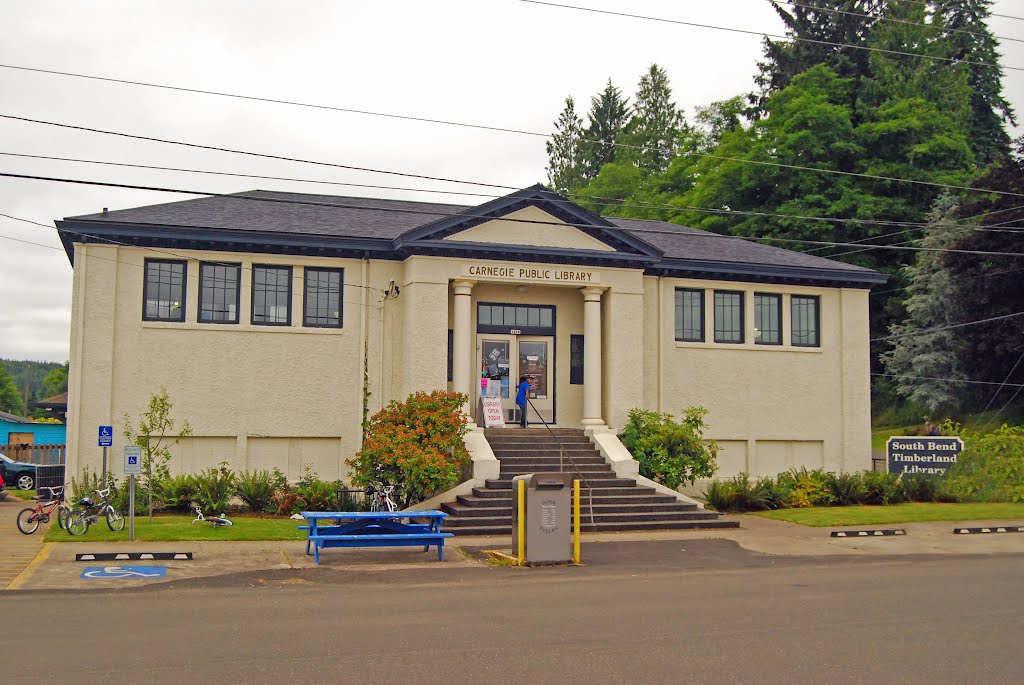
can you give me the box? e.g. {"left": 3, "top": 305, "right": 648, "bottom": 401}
{"left": 300, "top": 511, "right": 453, "bottom": 565}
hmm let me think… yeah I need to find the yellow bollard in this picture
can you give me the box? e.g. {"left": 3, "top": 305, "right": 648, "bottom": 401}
{"left": 573, "top": 479, "right": 581, "bottom": 564}
{"left": 517, "top": 478, "right": 526, "bottom": 564}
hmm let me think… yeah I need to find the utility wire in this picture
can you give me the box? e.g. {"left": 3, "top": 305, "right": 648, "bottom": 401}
{"left": 9, "top": 170, "right": 1024, "bottom": 260}
{"left": 871, "top": 372, "right": 1024, "bottom": 388}
{"left": 871, "top": 310, "right": 1024, "bottom": 342}
{"left": 897, "top": 0, "right": 1024, "bottom": 23}
{"left": 517, "top": 0, "right": 1023, "bottom": 70}
{"left": 778, "top": 0, "right": 1024, "bottom": 44}
{"left": 5, "top": 112, "right": 1024, "bottom": 204}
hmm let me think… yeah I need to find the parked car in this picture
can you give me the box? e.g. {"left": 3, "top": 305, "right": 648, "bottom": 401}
{"left": 0, "top": 453, "right": 36, "bottom": 490}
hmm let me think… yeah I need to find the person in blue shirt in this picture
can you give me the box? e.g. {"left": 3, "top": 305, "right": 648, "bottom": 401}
{"left": 515, "top": 376, "right": 531, "bottom": 428}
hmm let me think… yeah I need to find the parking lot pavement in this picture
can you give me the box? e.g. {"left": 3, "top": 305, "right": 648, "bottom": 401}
{"left": 7, "top": 512, "right": 1024, "bottom": 592}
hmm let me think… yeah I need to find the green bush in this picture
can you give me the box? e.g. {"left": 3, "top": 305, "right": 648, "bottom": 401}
{"left": 348, "top": 390, "right": 469, "bottom": 508}
{"left": 898, "top": 473, "right": 940, "bottom": 502}
{"left": 235, "top": 469, "right": 283, "bottom": 514}
{"left": 859, "top": 471, "right": 905, "bottom": 505}
{"left": 620, "top": 407, "right": 719, "bottom": 490}
{"left": 705, "top": 473, "right": 774, "bottom": 512}
{"left": 777, "top": 467, "right": 833, "bottom": 508}
{"left": 938, "top": 425, "right": 1024, "bottom": 502}
{"left": 294, "top": 467, "right": 338, "bottom": 512}
{"left": 157, "top": 474, "right": 197, "bottom": 512}
{"left": 192, "top": 463, "right": 235, "bottom": 514}
{"left": 825, "top": 472, "right": 864, "bottom": 506}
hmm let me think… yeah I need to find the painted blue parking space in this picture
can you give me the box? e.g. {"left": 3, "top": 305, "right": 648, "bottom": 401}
{"left": 80, "top": 566, "right": 167, "bottom": 579}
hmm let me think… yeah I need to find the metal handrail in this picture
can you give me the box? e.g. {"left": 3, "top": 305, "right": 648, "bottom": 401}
{"left": 524, "top": 398, "right": 596, "bottom": 527}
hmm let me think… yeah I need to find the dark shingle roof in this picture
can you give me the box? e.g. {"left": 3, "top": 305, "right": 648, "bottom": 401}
{"left": 62, "top": 189, "right": 882, "bottom": 284}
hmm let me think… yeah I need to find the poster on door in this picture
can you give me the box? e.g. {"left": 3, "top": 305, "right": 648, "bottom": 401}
{"left": 482, "top": 396, "right": 505, "bottom": 427}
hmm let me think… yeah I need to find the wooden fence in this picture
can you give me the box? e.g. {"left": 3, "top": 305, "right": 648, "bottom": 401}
{"left": 1, "top": 443, "right": 66, "bottom": 465}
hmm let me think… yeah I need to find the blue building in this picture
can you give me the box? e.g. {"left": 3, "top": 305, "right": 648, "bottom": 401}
{"left": 0, "top": 411, "right": 67, "bottom": 445}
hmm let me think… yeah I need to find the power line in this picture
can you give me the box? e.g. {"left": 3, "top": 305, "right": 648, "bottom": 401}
{"left": 8, "top": 170, "right": 1024, "bottom": 260}
{"left": 871, "top": 372, "right": 1024, "bottom": 388}
{"left": 871, "top": 310, "right": 1024, "bottom": 342}
{"left": 897, "top": 0, "right": 1024, "bottom": 23}
{"left": 779, "top": 0, "right": 1024, "bottom": 44}
{"left": 5, "top": 112, "right": 1024, "bottom": 204}
{"left": 516, "top": 0, "right": 1023, "bottom": 70}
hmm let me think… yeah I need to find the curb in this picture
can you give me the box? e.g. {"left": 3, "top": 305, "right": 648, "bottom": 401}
{"left": 954, "top": 526, "right": 1024, "bottom": 535}
{"left": 6, "top": 542, "right": 54, "bottom": 590}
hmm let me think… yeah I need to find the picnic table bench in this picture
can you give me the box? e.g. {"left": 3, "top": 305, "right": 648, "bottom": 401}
{"left": 300, "top": 510, "right": 453, "bottom": 565}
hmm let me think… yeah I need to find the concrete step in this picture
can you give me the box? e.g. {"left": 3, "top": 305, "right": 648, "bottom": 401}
{"left": 457, "top": 493, "right": 680, "bottom": 507}
{"left": 444, "top": 509, "right": 721, "bottom": 525}
{"left": 495, "top": 471, "right": 618, "bottom": 481}
{"left": 485, "top": 428, "right": 585, "bottom": 435}
{"left": 442, "top": 502, "right": 700, "bottom": 518}
{"left": 487, "top": 437, "right": 593, "bottom": 445}
{"left": 491, "top": 445, "right": 597, "bottom": 454}
{"left": 445, "top": 518, "right": 739, "bottom": 537}
{"left": 496, "top": 456, "right": 607, "bottom": 465}
{"left": 471, "top": 486, "right": 656, "bottom": 498}
{"left": 498, "top": 464, "right": 613, "bottom": 475}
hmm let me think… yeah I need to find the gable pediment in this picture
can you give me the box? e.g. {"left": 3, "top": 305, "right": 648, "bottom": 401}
{"left": 394, "top": 185, "right": 663, "bottom": 260}
{"left": 442, "top": 206, "right": 616, "bottom": 252}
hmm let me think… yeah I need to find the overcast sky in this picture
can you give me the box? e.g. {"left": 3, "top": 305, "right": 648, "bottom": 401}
{"left": 1, "top": 0, "right": 1022, "bottom": 363}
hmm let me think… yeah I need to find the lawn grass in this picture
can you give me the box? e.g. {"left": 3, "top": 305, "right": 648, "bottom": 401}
{"left": 2, "top": 489, "right": 37, "bottom": 500}
{"left": 44, "top": 513, "right": 309, "bottom": 542}
{"left": 750, "top": 502, "right": 1024, "bottom": 527}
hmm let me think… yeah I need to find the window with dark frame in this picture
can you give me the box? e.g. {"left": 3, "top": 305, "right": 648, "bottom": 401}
{"left": 753, "top": 293, "right": 782, "bottom": 345}
{"left": 143, "top": 259, "right": 186, "bottom": 322}
{"left": 570, "top": 334, "right": 584, "bottom": 384}
{"left": 674, "top": 288, "right": 704, "bottom": 342}
{"left": 714, "top": 290, "right": 744, "bottom": 343}
{"left": 198, "top": 262, "right": 240, "bottom": 323}
{"left": 791, "top": 295, "right": 821, "bottom": 347}
{"left": 303, "top": 267, "right": 343, "bottom": 328}
{"left": 251, "top": 265, "right": 292, "bottom": 326}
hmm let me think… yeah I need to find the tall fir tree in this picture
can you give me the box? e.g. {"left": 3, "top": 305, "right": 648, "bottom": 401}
{"left": 932, "top": 0, "right": 1015, "bottom": 165}
{"left": 880, "top": 194, "right": 970, "bottom": 414}
{"left": 617, "top": 64, "right": 685, "bottom": 174}
{"left": 582, "top": 79, "right": 630, "bottom": 178}
{"left": 0, "top": 361, "right": 25, "bottom": 416}
{"left": 545, "top": 96, "right": 586, "bottom": 194}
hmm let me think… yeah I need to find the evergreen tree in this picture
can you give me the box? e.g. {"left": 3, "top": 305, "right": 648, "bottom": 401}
{"left": 545, "top": 96, "right": 586, "bottom": 194}
{"left": 753, "top": 0, "right": 881, "bottom": 115}
{"left": 932, "top": 0, "right": 1015, "bottom": 164}
{"left": 0, "top": 361, "right": 25, "bottom": 416}
{"left": 880, "top": 194, "right": 970, "bottom": 414}
{"left": 617, "top": 64, "right": 685, "bottom": 174}
{"left": 582, "top": 80, "right": 630, "bottom": 177}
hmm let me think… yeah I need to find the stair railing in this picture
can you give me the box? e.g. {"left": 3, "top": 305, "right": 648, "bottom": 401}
{"left": 524, "top": 398, "right": 596, "bottom": 527}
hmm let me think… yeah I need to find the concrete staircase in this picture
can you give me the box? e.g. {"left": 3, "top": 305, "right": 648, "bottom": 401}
{"left": 441, "top": 428, "right": 738, "bottom": 536}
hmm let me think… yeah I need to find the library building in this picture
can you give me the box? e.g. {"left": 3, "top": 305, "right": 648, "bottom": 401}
{"left": 57, "top": 185, "right": 885, "bottom": 516}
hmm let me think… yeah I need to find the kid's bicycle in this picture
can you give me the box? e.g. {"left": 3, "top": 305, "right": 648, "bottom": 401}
{"left": 192, "top": 505, "right": 232, "bottom": 527}
{"left": 366, "top": 482, "right": 398, "bottom": 512}
{"left": 16, "top": 485, "right": 72, "bottom": 535}
{"left": 66, "top": 487, "right": 125, "bottom": 536}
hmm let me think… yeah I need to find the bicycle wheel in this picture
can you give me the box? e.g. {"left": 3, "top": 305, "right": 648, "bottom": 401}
{"left": 57, "top": 504, "right": 71, "bottom": 531}
{"left": 105, "top": 507, "right": 125, "bottom": 532}
{"left": 16, "top": 508, "right": 40, "bottom": 535}
{"left": 66, "top": 511, "right": 90, "bottom": 536}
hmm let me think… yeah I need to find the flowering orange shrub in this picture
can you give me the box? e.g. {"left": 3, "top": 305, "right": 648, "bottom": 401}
{"left": 347, "top": 390, "right": 469, "bottom": 507}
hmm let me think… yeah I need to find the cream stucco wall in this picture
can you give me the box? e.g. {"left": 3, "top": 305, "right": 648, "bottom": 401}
{"left": 66, "top": 241, "right": 873, "bottom": 484}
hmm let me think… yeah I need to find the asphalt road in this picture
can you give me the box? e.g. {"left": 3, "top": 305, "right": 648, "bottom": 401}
{"left": 6, "top": 543, "right": 1023, "bottom": 684}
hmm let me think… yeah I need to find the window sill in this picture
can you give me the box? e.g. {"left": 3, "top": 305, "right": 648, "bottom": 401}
{"left": 674, "top": 340, "right": 822, "bottom": 353}
{"left": 141, "top": 321, "right": 347, "bottom": 335}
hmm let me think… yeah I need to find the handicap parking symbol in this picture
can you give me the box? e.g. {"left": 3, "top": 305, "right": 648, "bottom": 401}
{"left": 128, "top": 455, "right": 138, "bottom": 465}
{"left": 98, "top": 425, "right": 113, "bottom": 447}
{"left": 81, "top": 566, "right": 167, "bottom": 579}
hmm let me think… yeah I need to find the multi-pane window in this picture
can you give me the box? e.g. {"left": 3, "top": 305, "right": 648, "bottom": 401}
{"left": 303, "top": 267, "right": 343, "bottom": 328}
{"left": 674, "top": 288, "right": 704, "bottom": 342}
{"left": 714, "top": 291, "right": 744, "bottom": 343}
{"left": 477, "top": 304, "right": 554, "bottom": 334}
{"left": 143, "top": 259, "right": 186, "bottom": 322}
{"left": 791, "top": 295, "right": 820, "bottom": 347}
{"left": 754, "top": 293, "right": 782, "bottom": 345}
{"left": 252, "top": 265, "right": 292, "bottom": 326}
{"left": 198, "top": 263, "right": 240, "bottom": 323}
{"left": 570, "top": 334, "right": 584, "bottom": 385}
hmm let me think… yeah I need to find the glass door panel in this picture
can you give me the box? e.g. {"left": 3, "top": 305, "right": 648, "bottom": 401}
{"left": 519, "top": 337, "right": 553, "bottom": 424}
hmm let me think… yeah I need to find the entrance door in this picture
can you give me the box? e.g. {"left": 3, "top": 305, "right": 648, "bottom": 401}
{"left": 478, "top": 335, "right": 555, "bottom": 425}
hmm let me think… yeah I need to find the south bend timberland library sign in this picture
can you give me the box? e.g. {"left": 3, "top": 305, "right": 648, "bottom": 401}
{"left": 56, "top": 185, "right": 885, "bottom": 484}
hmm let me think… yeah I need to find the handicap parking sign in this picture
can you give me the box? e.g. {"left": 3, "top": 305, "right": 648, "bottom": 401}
{"left": 98, "top": 425, "right": 113, "bottom": 447}
{"left": 124, "top": 446, "right": 142, "bottom": 475}
{"left": 81, "top": 566, "right": 167, "bottom": 579}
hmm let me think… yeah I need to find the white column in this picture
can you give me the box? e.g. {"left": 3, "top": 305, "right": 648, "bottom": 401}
{"left": 581, "top": 286, "right": 607, "bottom": 427}
{"left": 452, "top": 279, "right": 476, "bottom": 425}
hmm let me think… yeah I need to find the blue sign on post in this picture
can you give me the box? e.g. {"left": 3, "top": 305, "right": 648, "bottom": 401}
{"left": 98, "top": 425, "right": 113, "bottom": 447}
{"left": 887, "top": 436, "right": 964, "bottom": 475}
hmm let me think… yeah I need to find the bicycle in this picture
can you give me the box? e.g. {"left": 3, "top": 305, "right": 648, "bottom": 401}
{"left": 366, "top": 482, "right": 398, "bottom": 512}
{"left": 16, "top": 485, "right": 72, "bottom": 535}
{"left": 191, "top": 504, "right": 232, "bottom": 527}
{"left": 66, "top": 487, "right": 125, "bottom": 536}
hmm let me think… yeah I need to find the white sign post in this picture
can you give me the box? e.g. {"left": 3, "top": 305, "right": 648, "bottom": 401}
{"left": 124, "top": 446, "right": 142, "bottom": 541}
